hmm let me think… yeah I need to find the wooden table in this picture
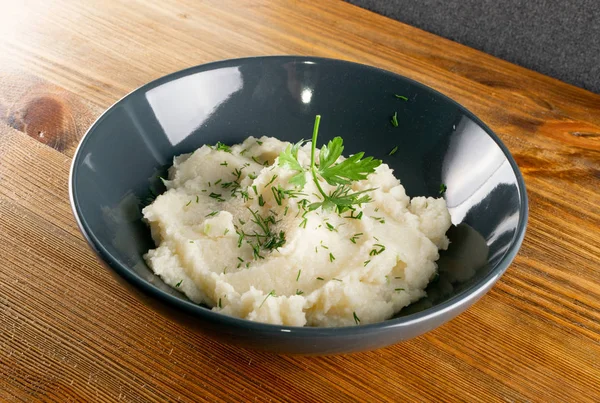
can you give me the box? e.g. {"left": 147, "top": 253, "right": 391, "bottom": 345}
{"left": 1, "top": 1, "right": 598, "bottom": 401}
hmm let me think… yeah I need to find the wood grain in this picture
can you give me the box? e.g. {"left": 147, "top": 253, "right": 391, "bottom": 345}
{"left": 0, "top": 0, "right": 598, "bottom": 401}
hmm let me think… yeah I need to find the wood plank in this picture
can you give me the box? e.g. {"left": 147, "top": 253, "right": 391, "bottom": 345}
{"left": 0, "top": 0, "right": 599, "bottom": 401}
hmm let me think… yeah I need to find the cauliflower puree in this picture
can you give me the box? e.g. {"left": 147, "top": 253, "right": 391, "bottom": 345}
{"left": 143, "top": 135, "right": 451, "bottom": 327}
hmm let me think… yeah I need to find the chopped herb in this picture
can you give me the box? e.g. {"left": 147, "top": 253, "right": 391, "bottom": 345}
{"left": 238, "top": 257, "right": 244, "bottom": 262}
{"left": 332, "top": 278, "right": 342, "bottom": 282}
{"left": 218, "top": 298, "right": 222, "bottom": 308}
{"left": 299, "top": 218, "right": 307, "bottom": 228}
{"left": 394, "top": 94, "right": 408, "bottom": 101}
{"left": 370, "top": 216, "right": 385, "bottom": 224}
{"left": 345, "top": 210, "right": 363, "bottom": 220}
{"left": 353, "top": 311, "right": 361, "bottom": 325}
{"left": 349, "top": 233, "right": 363, "bottom": 243}
{"left": 196, "top": 195, "right": 199, "bottom": 203}
{"left": 325, "top": 222, "right": 337, "bottom": 232}
{"left": 214, "top": 179, "right": 222, "bottom": 185}
{"left": 206, "top": 211, "right": 219, "bottom": 217}
{"left": 395, "top": 288, "right": 405, "bottom": 292}
{"left": 189, "top": 240, "right": 194, "bottom": 243}
{"left": 175, "top": 280, "right": 183, "bottom": 287}
{"left": 236, "top": 230, "right": 245, "bottom": 248}
{"left": 295, "top": 289, "right": 304, "bottom": 295}
{"left": 202, "top": 189, "right": 207, "bottom": 192}
{"left": 251, "top": 185, "right": 258, "bottom": 195}
{"left": 258, "top": 195, "right": 265, "bottom": 206}
{"left": 240, "top": 208, "right": 286, "bottom": 254}
{"left": 220, "top": 161, "right": 228, "bottom": 166}
{"left": 185, "top": 200, "right": 191, "bottom": 206}
{"left": 215, "top": 142, "right": 232, "bottom": 153}
{"left": 232, "top": 168, "right": 242, "bottom": 181}
{"left": 391, "top": 112, "right": 399, "bottom": 127}
{"left": 259, "top": 289, "right": 276, "bottom": 308}
{"left": 296, "top": 269, "right": 301, "bottom": 281}
{"left": 240, "top": 190, "right": 250, "bottom": 202}
{"left": 316, "top": 277, "right": 324, "bottom": 281}
{"left": 223, "top": 228, "right": 230, "bottom": 235}
{"left": 249, "top": 173, "right": 257, "bottom": 180}
{"left": 369, "top": 244, "right": 386, "bottom": 256}
{"left": 257, "top": 140, "right": 263, "bottom": 145}
{"left": 265, "top": 174, "right": 278, "bottom": 187}
{"left": 284, "top": 206, "right": 289, "bottom": 216}
{"left": 221, "top": 181, "right": 233, "bottom": 189}
{"left": 329, "top": 253, "right": 335, "bottom": 262}
{"left": 209, "top": 193, "right": 225, "bottom": 202}
{"left": 363, "top": 260, "right": 371, "bottom": 266}
{"left": 439, "top": 183, "right": 447, "bottom": 195}
{"left": 239, "top": 218, "right": 246, "bottom": 225}
{"left": 251, "top": 156, "right": 262, "bottom": 165}
{"left": 388, "top": 146, "right": 399, "bottom": 156}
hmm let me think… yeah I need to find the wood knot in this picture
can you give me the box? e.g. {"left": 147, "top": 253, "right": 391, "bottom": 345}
{"left": 0, "top": 76, "right": 97, "bottom": 156}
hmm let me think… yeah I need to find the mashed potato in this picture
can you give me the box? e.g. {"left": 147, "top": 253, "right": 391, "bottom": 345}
{"left": 143, "top": 136, "right": 451, "bottom": 327}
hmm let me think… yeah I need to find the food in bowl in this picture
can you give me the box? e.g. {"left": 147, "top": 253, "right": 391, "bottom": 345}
{"left": 143, "top": 116, "right": 451, "bottom": 327}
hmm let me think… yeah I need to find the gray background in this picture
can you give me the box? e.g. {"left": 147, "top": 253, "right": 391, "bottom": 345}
{"left": 346, "top": 0, "right": 599, "bottom": 94}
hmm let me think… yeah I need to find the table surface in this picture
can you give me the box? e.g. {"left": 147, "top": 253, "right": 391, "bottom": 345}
{"left": 1, "top": 1, "right": 598, "bottom": 402}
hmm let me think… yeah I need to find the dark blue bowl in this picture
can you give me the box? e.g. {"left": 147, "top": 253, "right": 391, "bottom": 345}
{"left": 69, "top": 56, "right": 528, "bottom": 354}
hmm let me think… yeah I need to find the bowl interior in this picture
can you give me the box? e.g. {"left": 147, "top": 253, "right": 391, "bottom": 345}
{"left": 71, "top": 56, "right": 526, "bottom": 325}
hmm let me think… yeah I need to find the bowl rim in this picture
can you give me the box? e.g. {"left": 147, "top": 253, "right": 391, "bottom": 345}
{"left": 69, "top": 55, "right": 529, "bottom": 335}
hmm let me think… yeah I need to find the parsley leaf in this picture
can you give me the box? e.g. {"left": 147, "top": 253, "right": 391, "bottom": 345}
{"left": 278, "top": 140, "right": 307, "bottom": 187}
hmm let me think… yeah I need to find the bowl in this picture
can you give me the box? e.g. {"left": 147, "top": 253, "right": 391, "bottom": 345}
{"left": 69, "top": 56, "right": 528, "bottom": 355}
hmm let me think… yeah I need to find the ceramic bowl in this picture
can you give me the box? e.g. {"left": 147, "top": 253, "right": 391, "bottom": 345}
{"left": 70, "top": 56, "right": 528, "bottom": 354}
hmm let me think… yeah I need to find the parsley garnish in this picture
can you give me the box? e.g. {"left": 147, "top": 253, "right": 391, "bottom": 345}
{"left": 394, "top": 94, "right": 408, "bottom": 101}
{"left": 206, "top": 211, "right": 219, "bottom": 217}
{"left": 353, "top": 311, "right": 361, "bottom": 325}
{"left": 329, "top": 253, "right": 335, "bottom": 262}
{"left": 388, "top": 146, "right": 398, "bottom": 156}
{"left": 295, "top": 289, "right": 304, "bottom": 295}
{"left": 395, "top": 288, "right": 404, "bottom": 292}
{"left": 257, "top": 140, "right": 263, "bottom": 145}
{"left": 279, "top": 115, "right": 381, "bottom": 214}
{"left": 363, "top": 260, "right": 371, "bottom": 266}
{"left": 220, "top": 161, "right": 228, "bottom": 166}
{"left": 391, "top": 112, "right": 399, "bottom": 127}
{"left": 185, "top": 200, "right": 191, "bottom": 206}
{"left": 296, "top": 270, "right": 301, "bottom": 281}
{"left": 279, "top": 140, "right": 307, "bottom": 187}
{"left": 316, "top": 277, "right": 324, "bottom": 281}
{"left": 325, "top": 222, "right": 337, "bottom": 232}
{"left": 218, "top": 298, "right": 222, "bottom": 308}
{"left": 175, "top": 280, "right": 182, "bottom": 287}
